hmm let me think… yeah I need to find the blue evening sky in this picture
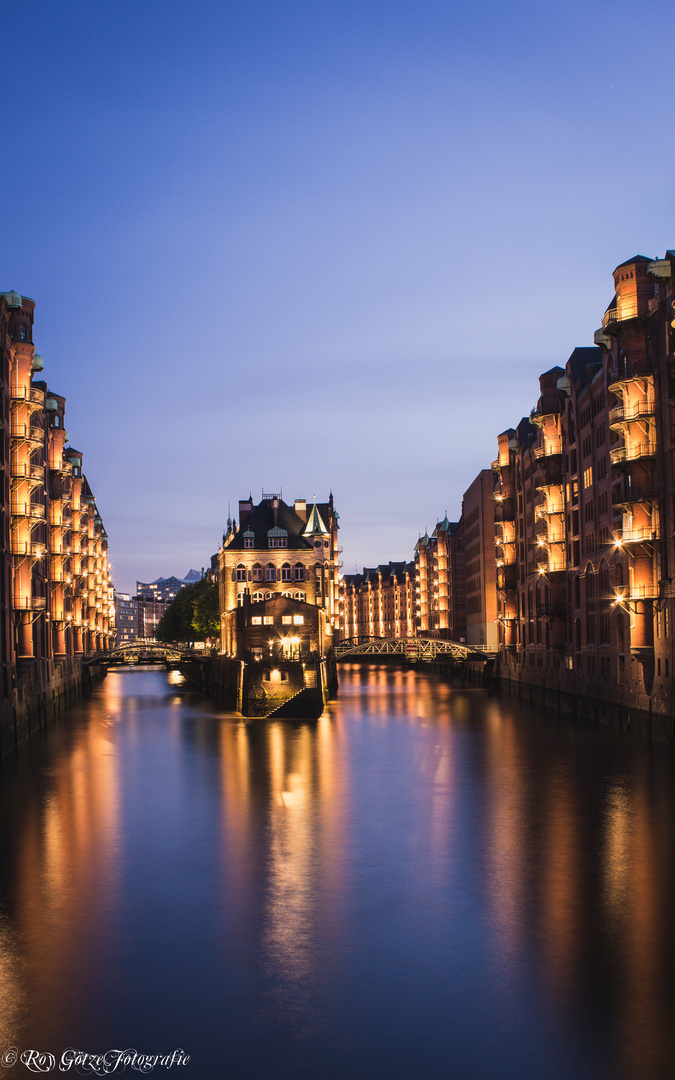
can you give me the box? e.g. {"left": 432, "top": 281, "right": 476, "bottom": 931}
{"left": 2, "top": 0, "right": 674, "bottom": 593}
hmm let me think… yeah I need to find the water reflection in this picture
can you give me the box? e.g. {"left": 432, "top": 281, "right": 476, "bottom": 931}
{"left": 0, "top": 666, "right": 672, "bottom": 1078}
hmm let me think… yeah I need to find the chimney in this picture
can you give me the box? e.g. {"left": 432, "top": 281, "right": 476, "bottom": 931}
{"left": 294, "top": 498, "right": 307, "bottom": 522}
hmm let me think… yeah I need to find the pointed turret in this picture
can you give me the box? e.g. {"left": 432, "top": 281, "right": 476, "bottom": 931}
{"left": 303, "top": 501, "right": 329, "bottom": 536}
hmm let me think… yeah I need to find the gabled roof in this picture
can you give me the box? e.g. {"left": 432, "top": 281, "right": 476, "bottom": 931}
{"left": 567, "top": 346, "right": 603, "bottom": 389}
{"left": 225, "top": 497, "right": 332, "bottom": 551}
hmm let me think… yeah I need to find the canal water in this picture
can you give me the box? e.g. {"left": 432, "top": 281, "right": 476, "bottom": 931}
{"left": 0, "top": 665, "right": 674, "bottom": 1080}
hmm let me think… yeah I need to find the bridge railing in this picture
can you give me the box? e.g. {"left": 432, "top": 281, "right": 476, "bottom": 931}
{"left": 334, "top": 637, "right": 490, "bottom": 661}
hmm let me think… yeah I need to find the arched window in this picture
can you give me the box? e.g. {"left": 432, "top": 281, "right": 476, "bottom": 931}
{"left": 264, "top": 591, "right": 274, "bottom": 601}
{"left": 585, "top": 566, "right": 594, "bottom": 601}
{"left": 281, "top": 562, "right": 292, "bottom": 582}
{"left": 252, "top": 563, "right": 263, "bottom": 582}
{"left": 252, "top": 591, "right": 264, "bottom": 602}
{"left": 294, "top": 591, "right": 306, "bottom": 602}
{"left": 237, "top": 592, "right": 245, "bottom": 606}
{"left": 281, "top": 591, "right": 293, "bottom": 598}
{"left": 236, "top": 563, "right": 246, "bottom": 582}
{"left": 599, "top": 561, "right": 610, "bottom": 598}
{"left": 294, "top": 562, "right": 304, "bottom": 581}
{"left": 265, "top": 563, "right": 276, "bottom": 582}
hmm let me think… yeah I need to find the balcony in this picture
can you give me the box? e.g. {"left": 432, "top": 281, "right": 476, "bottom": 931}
{"left": 608, "top": 360, "right": 653, "bottom": 391}
{"left": 602, "top": 299, "right": 640, "bottom": 329}
{"left": 530, "top": 405, "right": 562, "bottom": 428}
{"left": 610, "top": 442, "right": 657, "bottom": 465}
{"left": 10, "top": 419, "right": 44, "bottom": 443}
{"left": 11, "top": 539, "right": 45, "bottom": 558}
{"left": 535, "top": 503, "right": 563, "bottom": 520}
{"left": 619, "top": 525, "right": 660, "bottom": 543}
{"left": 11, "top": 499, "right": 45, "bottom": 520}
{"left": 613, "top": 482, "right": 659, "bottom": 509}
{"left": 627, "top": 584, "right": 659, "bottom": 600}
{"left": 13, "top": 596, "right": 47, "bottom": 611}
{"left": 49, "top": 540, "right": 71, "bottom": 555}
{"left": 50, "top": 570, "right": 72, "bottom": 583}
{"left": 10, "top": 461, "right": 44, "bottom": 482}
{"left": 10, "top": 385, "right": 45, "bottom": 407}
{"left": 609, "top": 400, "right": 655, "bottom": 426}
{"left": 533, "top": 437, "right": 563, "bottom": 459}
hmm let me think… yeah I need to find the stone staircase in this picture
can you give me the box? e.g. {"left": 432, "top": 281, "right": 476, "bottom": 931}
{"left": 265, "top": 686, "right": 323, "bottom": 720}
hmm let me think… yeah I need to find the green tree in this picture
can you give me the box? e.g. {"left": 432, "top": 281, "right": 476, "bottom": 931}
{"left": 191, "top": 579, "right": 219, "bottom": 641}
{"left": 155, "top": 578, "right": 219, "bottom": 645}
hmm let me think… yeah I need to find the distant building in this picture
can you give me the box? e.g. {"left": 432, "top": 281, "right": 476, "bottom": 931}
{"left": 136, "top": 570, "right": 201, "bottom": 602}
{"left": 462, "top": 470, "right": 498, "bottom": 649}
{"left": 340, "top": 562, "right": 415, "bottom": 641}
{"left": 136, "top": 597, "right": 169, "bottom": 641}
{"left": 114, "top": 593, "right": 136, "bottom": 646}
{"left": 414, "top": 515, "right": 465, "bottom": 641}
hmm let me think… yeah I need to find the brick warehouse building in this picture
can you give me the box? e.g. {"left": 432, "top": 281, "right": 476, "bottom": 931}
{"left": 340, "top": 561, "right": 415, "bottom": 642}
{"left": 0, "top": 290, "right": 115, "bottom": 749}
{"left": 494, "top": 251, "right": 675, "bottom": 736}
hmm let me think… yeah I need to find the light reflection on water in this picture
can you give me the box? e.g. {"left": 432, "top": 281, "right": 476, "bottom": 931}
{"left": 0, "top": 665, "right": 673, "bottom": 1078}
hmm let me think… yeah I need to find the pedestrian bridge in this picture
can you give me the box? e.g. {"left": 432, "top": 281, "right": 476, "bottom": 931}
{"left": 101, "top": 643, "right": 190, "bottom": 665}
{"left": 334, "top": 637, "right": 490, "bottom": 662}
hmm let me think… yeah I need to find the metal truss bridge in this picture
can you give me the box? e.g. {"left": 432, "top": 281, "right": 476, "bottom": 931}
{"left": 101, "top": 643, "right": 190, "bottom": 665}
{"left": 334, "top": 637, "right": 490, "bottom": 662}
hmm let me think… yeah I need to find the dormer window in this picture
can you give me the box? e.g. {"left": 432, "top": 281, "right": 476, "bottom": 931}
{"left": 267, "top": 527, "right": 288, "bottom": 549}
{"left": 243, "top": 530, "right": 255, "bottom": 549}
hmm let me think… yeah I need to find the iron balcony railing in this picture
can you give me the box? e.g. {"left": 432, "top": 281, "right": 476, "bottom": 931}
{"left": 11, "top": 539, "right": 45, "bottom": 558}
{"left": 610, "top": 442, "right": 657, "bottom": 464}
{"left": 11, "top": 500, "right": 45, "bottom": 520}
{"left": 10, "top": 385, "right": 45, "bottom": 406}
{"left": 609, "top": 400, "right": 655, "bottom": 424}
{"left": 13, "top": 596, "right": 47, "bottom": 611}
{"left": 602, "top": 299, "right": 640, "bottom": 328}
{"left": 533, "top": 438, "right": 563, "bottom": 459}
{"left": 10, "top": 461, "right": 44, "bottom": 482}
{"left": 619, "top": 526, "right": 660, "bottom": 543}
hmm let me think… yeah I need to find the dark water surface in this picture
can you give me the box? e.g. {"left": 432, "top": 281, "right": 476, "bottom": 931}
{"left": 0, "top": 665, "right": 674, "bottom": 1080}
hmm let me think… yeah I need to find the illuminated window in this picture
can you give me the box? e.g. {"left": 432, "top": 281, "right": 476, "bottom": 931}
{"left": 263, "top": 615, "right": 273, "bottom": 625}
{"left": 282, "top": 616, "right": 292, "bottom": 625}
{"left": 293, "top": 615, "right": 304, "bottom": 625}
{"left": 251, "top": 616, "right": 262, "bottom": 625}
